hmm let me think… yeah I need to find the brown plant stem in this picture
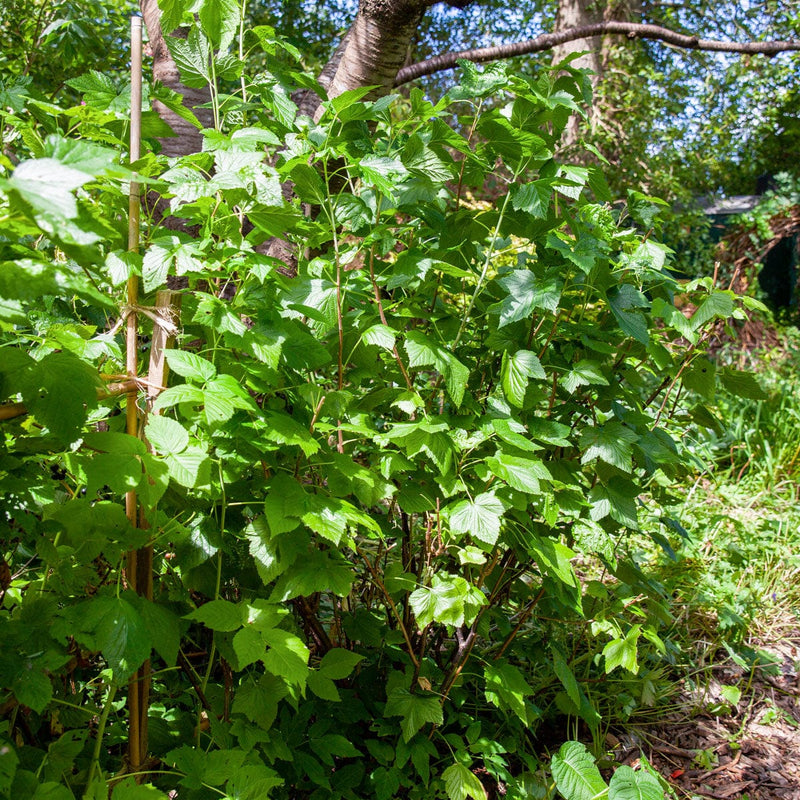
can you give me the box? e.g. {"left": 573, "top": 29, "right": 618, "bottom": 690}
{"left": 355, "top": 545, "right": 420, "bottom": 669}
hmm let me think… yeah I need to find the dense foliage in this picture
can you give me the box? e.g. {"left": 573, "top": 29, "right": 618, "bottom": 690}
{"left": 0, "top": 10, "right": 773, "bottom": 800}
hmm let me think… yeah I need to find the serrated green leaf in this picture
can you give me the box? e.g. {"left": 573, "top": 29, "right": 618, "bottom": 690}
{"left": 511, "top": 180, "right": 552, "bottom": 218}
{"left": 384, "top": 688, "right": 443, "bottom": 742}
{"left": 501, "top": 349, "right": 545, "bottom": 407}
{"left": 307, "top": 671, "right": 341, "bottom": 701}
{"left": 226, "top": 765, "right": 282, "bottom": 800}
{"left": 442, "top": 762, "right": 487, "bottom": 800}
{"left": 362, "top": 323, "right": 396, "bottom": 351}
{"left": 157, "top": 0, "right": 189, "bottom": 33}
{"left": 165, "top": 446, "right": 211, "bottom": 488}
{"left": 165, "top": 350, "right": 216, "bottom": 382}
{"left": 580, "top": 422, "right": 638, "bottom": 472}
{"left": 145, "top": 415, "right": 189, "bottom": 454}
{"left": 603, "top": 625, "right": 641, "bottom": 674}
{"left": 198, "top": 0, "right": 240, "bottom": 50}
{"left": 13, "top": 668, "right": 52, "bottom": 713}
{"left": 486, "top": 452, "right": 551, "bottom": 494}
{"left": 691, "top": 291, "right": 734, "bottom": 331}
{"left": 187, "top": 599, "right": 243, "bottom": 632}
{"left": 261, "top": 628, "right": 310, "bottom": 687}
{"left": 682, "top": 356, "right": 715, "bottom": 400}
{"left": 168, "top": 27, "right": 212, "bottom": 89}
{"left": 404, "top": 330, "right": 469, "bottom": 407}
{"left": 607, "top": 765, "right": 663, "bottom": 800}
{"left": 496, "top": 269, "right": 562, "bottom": 326}
{"left": 318, "top": 648, "right": 364, "bottom": 680}
{"left": 552, "top": 649, "right": 581, "bottom": 707}
{"left": 448, "top": 492, "right": 504, "bottom": 545}
{"left": 232, "top": 626, "right": 266, "bottom": 669}
{"left": 719, "top": 368, "right": 768, "bottom": 400}
{"left": 550, "top": 741, "right": 607, "bottom": 800}
{"left": 560, "top": 360, "right": 609, "bottom": 394}
{"left": 136, "top": 600, "right": 180, "bottom": 667}
{"left": 409, "top": 574, "right": 484, "bottom": 628}
{"left": 484, "top": 662, "right": 535, "bottom": 724}
{"left": 63, "top": 596, "right": 151, "bottom": 679}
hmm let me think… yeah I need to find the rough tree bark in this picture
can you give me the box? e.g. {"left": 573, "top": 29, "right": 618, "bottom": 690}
{"left": 140, "top": 0, "right": 212, "bottom": 157}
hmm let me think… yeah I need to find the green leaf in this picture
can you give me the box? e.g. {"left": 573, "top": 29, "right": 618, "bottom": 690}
{"left": 63, "top": 596, "right": 151, "bottom": 679}
{"left": 157, "top": 0, "right": 189, "bottom": 33}
{"left": 580, "top": 422, "right": 638, "bottom": 472}
{"left": 682, "top": 356, "right": 716, "bottom": 400}
{"left": 511, "top": 180, "right": 552, "bottom": 218}
{"left": 13, "top": 669, "right": 52, "bottom": 713}
{"left": 442, "top": 762, "right": 487, "bottom": 800}
{"left": 19, "top": 352, "right": 99, "bottom": 442}
{"left": 0, "top": 738, "right": 19, "bottom": 794}
{"left": 232, "top": 626, "right": 266, "bottom": 669}
{"left": 318, "top": 648, "right": 364, "bottom": 680}
{"left": 152, "top": 383, "right": 205, "bottom": 412}
{"left": 187, "top": 599, "right": 243, "bottom": 632}
{"left": 607, "top": 765, "right": 663, "bottom": 800}
{"left": 225, "top": 765, "right": 282, "bottom": 800}
{"left": 362, "top": 323, "right": 396, "bottom": 351}
{"left": 262, "top": 412, "right": 319, "bottom": 456}
{"left": 409, "top": 574, "right": 484, "bottom": 627}
{"left": 66, "top": 71, "right": 119, "bottom": 109}
{"left": 165, "top": 350, "right": 216, "bottom": 382}
{"left": 384, "top": 688, "right": 443, "bottom": 742}
{"left": 198, "top": 0, "right": 240, "bottom": 50}
{"left": 501, "top": 349, "right": 545, "bottom": 407}
{"left": 111, "top": 779, "right": 170, "bottom": 799}
{"left": 691, "top": 291, "right": 734, "bottom": 331}
{"left": 168, "top": 27, "right": 213, "bottom": 89}
{"left": 83, "top": 452, "right": 142, "bottom": 496}
{"left": 486, "top": 452, "right": 551, "bottom": 494}
{"left": 404, "top": 330, "right": 469, "bottom": 407}
{"left": 550, "top": 741, "right": 607, "bottom": 800}
{"left": 496, "top": 269, "right": 562, "bottom": 326}
{"left": 719, "top": 368, "right": 768, "bottom": 400}
{"left": 165, "top": 446, "right": 211, "bottom": 489}
{"left": 307, "top": 671, "right": 341, "bottom": 701}
{"left": 136, "top": 600, "right": 180, "bottom": 667}
{"left": 552, "top": 649, "right": 580, "bottom": 707}
{"left": 560, "top": 360, "right": 609, "bottom": 394}
{"left": 261, "top": 628, "right": 310, "bottom": 687}
{"left": 603, "top": 625, "right": 641, "bottom": 674}
{"left": 448, "top": 492, "right": 504, "bottom": 545}
{"left": 271, "top": 550, "right": 354, "bottom": 600}
{"left": 145, "top": 415, "right": 189, "bottom": 454}
{"left": 484, "top": 662, "right": 535, "bottom": 724}
{"left": 607, "top": 284, "right": 649, "bottom": 344}
{"left": 8, "top": 158, "right": 90, "bottom": 222}
{"left": 589, "top": 479, "right": 639, "bottom": 528}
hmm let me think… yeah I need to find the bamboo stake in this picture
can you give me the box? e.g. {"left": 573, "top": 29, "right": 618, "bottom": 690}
{"left": 125, "top": 15, "right": 142, "bottom": 526}
{"left": 0, "top": 380, "right": 139, "bottom": 423}
{"left": 135, "top": 288, "right": 181, "bottom": 761}
{"left": 126, "top": 15, "right": 144, "bottom": 776}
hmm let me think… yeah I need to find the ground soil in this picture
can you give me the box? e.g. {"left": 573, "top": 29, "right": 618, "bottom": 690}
{"left": 611, "top": 629, "right": 800, "bottom": 799}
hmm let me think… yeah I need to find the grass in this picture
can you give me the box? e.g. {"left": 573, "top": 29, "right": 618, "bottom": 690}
{"left": 602, "top": 336, "right": 800, "bottom": 794}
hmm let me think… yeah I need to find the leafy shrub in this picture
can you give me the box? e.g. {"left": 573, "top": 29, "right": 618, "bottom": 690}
{"left": 0, "top": 17, "right": 760, "bottom": 800}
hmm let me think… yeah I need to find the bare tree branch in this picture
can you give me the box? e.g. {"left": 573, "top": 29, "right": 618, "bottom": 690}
{"left": 394, "top": 21, "right": 800, "bottom": 85}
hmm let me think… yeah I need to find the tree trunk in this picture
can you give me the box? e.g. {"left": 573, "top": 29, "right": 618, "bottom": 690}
{"left": 140, "top": 0, "right": 213, "bottom": 157}
{"left": 552, "top": 0, "right": 605, "bottom": 149}
{"left": 552, "top": 0, "right": 604, "bottom": 77}
{"left": 326, "top": 2, "right": 428, "bottom": 99}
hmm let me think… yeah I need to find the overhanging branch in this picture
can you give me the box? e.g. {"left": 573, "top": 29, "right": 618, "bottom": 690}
{"left": 394, "top": 21, "right": 800, "bottom": 85}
